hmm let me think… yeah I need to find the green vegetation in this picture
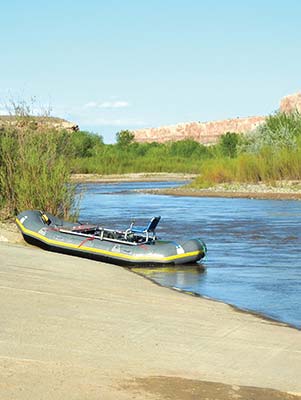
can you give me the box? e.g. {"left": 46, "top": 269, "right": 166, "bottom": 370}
{"left": 218, "top": 132, "right": 242, "bottom": 158}
{"left": 240, "top": 111, "right": 301, "bottom": 153}
{"left": 68, "top": 113, "right": 301, "bottom": 184}
{"left": 0, "top": 116, "right": 77, "bottom": 219}
{"left": 116, "top": 129, "right": 135, "bottom": 147}
{"left": 70, "top": 132, "right": 211, "bottom": 174}
{"left": 71, "top": 130, "right": 104, "bottom": 158}
{"left": 2, "top": 107, "right": 301, "bottom": 221}
{"left": 191, "top": 112, "right": 301, "bottom": 187}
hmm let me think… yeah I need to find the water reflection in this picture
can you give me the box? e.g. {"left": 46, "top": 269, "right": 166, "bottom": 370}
{"left": 133, "top": 263, "right": 206, "bottom": 290}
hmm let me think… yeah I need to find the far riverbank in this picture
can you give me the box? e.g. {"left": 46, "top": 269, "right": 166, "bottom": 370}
{"left": 71, "top": 172, "right": 196, "bottom": 183}
{"left": 72, "top": 174, "right": 301, "bottom": 200}
{"left": 142, "top": 183, "right": 301, "bottom": 200}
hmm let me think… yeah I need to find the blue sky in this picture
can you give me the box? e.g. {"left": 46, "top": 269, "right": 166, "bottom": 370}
{"left": 0, "top": 0, "right": 300, "bottom": 142}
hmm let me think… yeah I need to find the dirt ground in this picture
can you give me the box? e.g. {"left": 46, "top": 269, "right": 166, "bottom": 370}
{"left": 0, "top": 220, "right": 23, "bottom": 243}
{"left": 123, "top": 376, "right": 301, "bottom": 400}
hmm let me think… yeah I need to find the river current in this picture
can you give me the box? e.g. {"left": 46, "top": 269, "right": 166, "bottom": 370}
{"left": 78, "top": 181, "right": 301, "bottom": 328}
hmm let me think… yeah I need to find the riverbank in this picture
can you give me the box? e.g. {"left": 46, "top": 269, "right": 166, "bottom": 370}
{"left": 142, "top": 181, "right": 301, "bottom": 200}
{"left": 1, "top": 229, "right": 301, "bottom": 399}
{"left": 70, "top": 174, "right": 301, "bottom": 200}
{"left": 71, "top": 172, "right": 197, "bottom": 183}
{"left": 0, "top": 220, "right": 23, "bottom": 243}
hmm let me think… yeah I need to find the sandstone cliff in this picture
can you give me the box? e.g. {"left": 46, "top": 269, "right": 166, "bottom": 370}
{"left": 133, "top": 92, "right": 301, "bottom": 145}
{"left": 0, "top": 116, "right": 79, "bottom": 132}
{"left": 280, "top": 92, "right": 301, "bottom": 114}
{"left": 134, "top": 116, "right": 265, "bottom": 145}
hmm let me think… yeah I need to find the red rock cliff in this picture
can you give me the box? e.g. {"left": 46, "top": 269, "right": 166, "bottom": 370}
{"left": 133, "top": 93, "right": 301, "bottom": 145}
{"left": 280, "top": 92, "right": 301, "bottom": 113}
{"left": 133, "top": 116, "right": 265, "bottom": 145}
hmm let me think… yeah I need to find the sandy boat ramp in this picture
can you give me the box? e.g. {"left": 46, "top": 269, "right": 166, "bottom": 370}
{"left": 0, "top": 234, "right": 301, "bottom": 399}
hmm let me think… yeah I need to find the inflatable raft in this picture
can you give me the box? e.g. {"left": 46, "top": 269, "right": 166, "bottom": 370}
{"left": 16, "top": 210, "right": 207, "bottom": 267}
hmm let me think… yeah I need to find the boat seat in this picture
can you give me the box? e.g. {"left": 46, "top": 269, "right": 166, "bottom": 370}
{"left": 126, "top": 216, "right": 161, "bottom": 242}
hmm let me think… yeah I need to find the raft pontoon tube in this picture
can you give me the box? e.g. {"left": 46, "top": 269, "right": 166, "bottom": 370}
{"left": 16, "top": 210, "right": 207, "bottom": 267}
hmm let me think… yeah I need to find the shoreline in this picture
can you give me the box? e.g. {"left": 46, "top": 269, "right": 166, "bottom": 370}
{"left": 1, "top": 239, "right": 301, "bottom": 399}
{"left": 133, "top": 268, "right": 297, "bottom": 330}
{"left": 0, "top": 224, "right": 296, "bottom": 330}
{"left": 139, "top": 180, "right": 301, "bottom": 200}
{"left": 71, "top": 172, "right": 196, "bottom": 183}
{"left": 71, "top": 173, "right": 301, "bottom": 200}
{"left": 143, "top": 187, "right": 301, "bottom": 200}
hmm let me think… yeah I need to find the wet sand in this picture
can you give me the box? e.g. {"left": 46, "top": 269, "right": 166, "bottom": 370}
{"left": 143, "top": 186, "right": 301, "bottom": 200}
{"left": 1, "top": 232, "right": 301, "bottom": 399}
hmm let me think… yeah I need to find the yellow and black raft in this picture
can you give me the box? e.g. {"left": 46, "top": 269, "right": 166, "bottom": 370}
{"left": 16, "top": 210, "right": 207, "bottom": 267}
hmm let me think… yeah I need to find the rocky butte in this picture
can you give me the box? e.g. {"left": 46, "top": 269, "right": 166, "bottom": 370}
{"left": 0, "top": 116, "right": 79, "bottom": 132}
{"left": 133, "top": 92, "right": 301, "bottom": 145}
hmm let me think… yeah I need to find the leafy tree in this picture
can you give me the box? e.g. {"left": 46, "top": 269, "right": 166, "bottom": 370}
{"left": 169, "top": 139, "right": 197, "bottom": 157}
{"left": 116, "top": 130, "right": 135, "bottom": 147}
{"left": 71, "top": 131, "right": 103, "bottom": 157}
{"left": 241, "top": 111, "right": 301, "bottom": 154}
{"left": 218, "top": 132, "right": 241, "bottom": 158}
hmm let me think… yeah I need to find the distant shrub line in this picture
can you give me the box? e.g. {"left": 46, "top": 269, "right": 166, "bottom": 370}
{"left": 69, "top": 112, "right": 301, "bottom": 185}
{"left": 70, "top": 132, "right": 211, "bottom": 174}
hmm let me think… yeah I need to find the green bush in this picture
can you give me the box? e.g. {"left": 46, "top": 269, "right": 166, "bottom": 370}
{"left": 218, "top": 132, "right": 241, "bottom": 158}
{"left": 70, "top": 138, "right": 209, "bottom": 174}
{"left": 0, "top": 120, "right": 77, "bottom": 219}
{"left": 116, "top": 130, "right": 135, "bottom": 147}
{"left": 191, "top": 112, "right": 301, "bottom": 187}
{"left": 70, "top": 130, "right": 103, "bottom": 157}
{"left": 168, "top": 139, "right": 209, "bottom": 158}
{"left": 240, "top": 111, "right": 301, "bottom": 153}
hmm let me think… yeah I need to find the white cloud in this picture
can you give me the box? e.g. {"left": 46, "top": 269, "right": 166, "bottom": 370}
{"left": 83, "top": 101, "right": 98, "bottom": 109}
{"left": 83, "top": 100, "right": 130, "bottom": 109}
{"left": 100, "top": 100, "right": 129, "bottom": 108}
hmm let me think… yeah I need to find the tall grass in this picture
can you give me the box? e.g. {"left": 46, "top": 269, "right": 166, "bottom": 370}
{"left": 71, "top": 153, "right": 205, "bottom": 174}
{"left": 192, "top": 141, "right": 301, "bottom": 187}
{"left": 70, "top": 139, "right": 210, "bottom": 174}
{"left": 0, "top": 120, "right": 77, "bottom": 219}
{"left": 191, "top": 112, "right": 301, "bottom": 187}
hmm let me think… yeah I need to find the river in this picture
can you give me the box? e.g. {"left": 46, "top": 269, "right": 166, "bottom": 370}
{"left": 78, "top": 181, "right": 301, "bottom": 329}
